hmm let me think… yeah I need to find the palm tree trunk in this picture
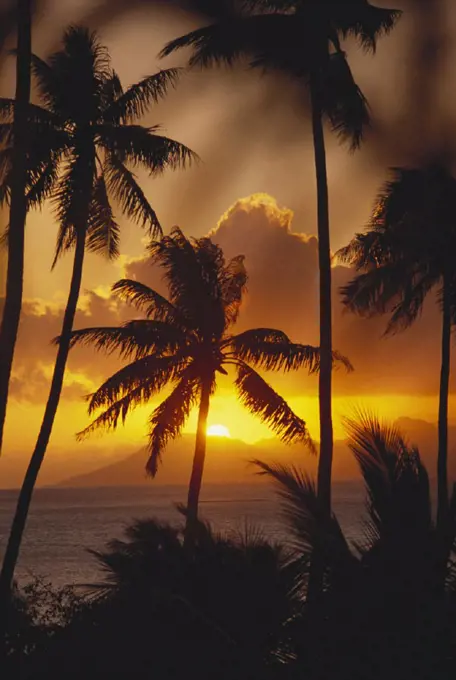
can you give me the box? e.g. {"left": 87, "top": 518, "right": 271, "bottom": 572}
{"left": 0, "top": 229, "right": 86, "bottom": 602}
{"left": 0, "top": 0, "right": 32, "bottom": 454}
{"left": 310, "top": 76, "right": 333, "bottom": 515}
{"left": 437, "top": 275, "right": 451, "bottom": 529}
{"left": 185, "top": 374, "right": 212, "bottom": 542}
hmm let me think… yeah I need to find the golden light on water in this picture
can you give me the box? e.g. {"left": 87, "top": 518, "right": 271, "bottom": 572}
{"left": 207, "top": 424, "right": 231, "bottom": 438}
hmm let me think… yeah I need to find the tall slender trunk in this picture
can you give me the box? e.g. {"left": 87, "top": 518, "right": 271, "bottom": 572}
{"left": 0, "top": 230, "right": 86, "bottom": 602}
{"left": 0, "top": 0, "right": 32, "bottom": 454}
{"left": 437, "top": 275, "right": 451, "bottom": 529}
{"left": 310, "top": 76, "right": 333, "bottom": 515}
{"left": 185, "top": 374, "right": 212, "bottom": 543}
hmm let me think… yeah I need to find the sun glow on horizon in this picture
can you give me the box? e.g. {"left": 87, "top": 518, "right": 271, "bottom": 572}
{"left": 207, "top": 424, "right": 231, "bottom": 438}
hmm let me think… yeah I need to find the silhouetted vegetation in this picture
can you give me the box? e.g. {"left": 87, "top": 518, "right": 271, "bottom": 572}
{"left": 3, "top": 2, "right": 456, "bottom": 679}
{"left": 3, "top": 415, "right": 456, "bottom": 679}
{"left": 161, "top": 0, "right": 401, "bottom": 517}
{"left": 66, "top": 228, "right": 350, "bottom": 536}
{"left": 339, "top": 166, "right": 456, "bottom": 530}
{"left": 0, "top": 25, "right": 194, "bottom": 603}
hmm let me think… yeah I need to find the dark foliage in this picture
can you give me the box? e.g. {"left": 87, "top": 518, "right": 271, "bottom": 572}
{"left": 257, "top": 412, "right": 456, "bottom": 680}
{"left": 25, "top": 520, "right": 295, "bottom": 680}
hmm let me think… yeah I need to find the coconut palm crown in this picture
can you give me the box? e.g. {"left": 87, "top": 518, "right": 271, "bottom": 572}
{"left": 161, "top": 0, "right": 401, "bottom": 151}
{"left": 338, "top": 165, "right": 456, "bottom": 527}
{"left": 0, "top": 25, "right": 195, "bottom": 259}
{"left": 69, "top": 227, "right": 351, "bottom": 479}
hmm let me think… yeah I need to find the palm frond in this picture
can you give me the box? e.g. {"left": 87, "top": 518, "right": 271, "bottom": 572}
{"left": 65, "top": 320, "right": 188, "bottom": 360}
{"left": 253, "top": 460, "right": 355, "bottom": 569}
{"left": 26, "top": 151, "right": 62, "bottom": 209}
{"left": 0, "top": 98, "right": 15, "bottom": 121}
{"left": 112, "top": 279, "right": 185, "bottom": 326}
{"left": 76, "top": 382, "right": 158, "bottom": 441}
{"left": 385, "top": 272, "right": 437, "bottom": 334}
{"left": 0, "top": 122, "right": 13, "bottom": 145}
{"left": 100, "top": 69, "right": 124, "bottom": 109}
{"left": 336, "top": 229, "right": 388, "bottom": 269}
{"left": 343, "top": 410, "right": 431, "bottom": 540}
{"left": 147, "top": 369, "right": 200, "bottom": 476}
{"left": 229, "top": 329, "right": 319, "bottom": 372}
{"left": 340, "top": 260, "right": 438, "bottom": 336}
{"left": 340, "top": 263, "right": 410, "bottom": 317}
{"left": 229, "top": 329, "right": 353, "bottom": 373}
{"left": 86, "top": 174, "right": 120, "bottom": 260}
{"left": 44, "top": 26, "right": 112, "bottom": 120}
{"left": 319, "top": 51, "right": 370, "bottom": 152}
{"left": 0, "top": 98, "right": 59, "bottom": 125}
{"left": 103, "top": 154, "right": 162, "bottom": 238}
{"left": 30, "top": 54, "right": 61, "bottom": 113}
{"left": 103, "top": 68, "right": 182, "bottom": 124}
{"left": 99, "top": 124, "right": 196, "bottom": 174}
{"left": 161, "top": 14, "right": 300, "bottom": 71}
{"left": 86, "top": 353, "right": 190, "bottom": 415}
{"left": 234, "top": 363, "right": 313, "bottom": 448}
{"left": 0, "top": 124, "right": 69, "bottom": 212}
{"left": 51, "top": 151, "right": 96, "bottom": 267}
{"left": 220, "top": 254, "right": 248, "bottom": 326}
{"left": 0, "top": 182, "right": 10, "bottom": 208}
{"left": 334, "top": 3, "right": 402, "bottom": 53}
{"left": 368, "top": 167, "right": 456, "bottom": 243}
{"left": 52, "top": 222, "right": 77, "bottom": 269}
{"left": 148, "top": 228, "right": 226, "bottom": 338}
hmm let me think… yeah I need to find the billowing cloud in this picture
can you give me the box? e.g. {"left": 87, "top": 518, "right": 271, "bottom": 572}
{"left": 209, "top": 194, "right": 448, "bottom": 397}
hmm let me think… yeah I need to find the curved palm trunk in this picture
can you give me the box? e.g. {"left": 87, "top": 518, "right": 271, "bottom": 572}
{"left": 184, "top": 374, "right": 212, "bottom": 544}
{"left": 0, "top": 0, "right": 32, "bottom": 454}
{"left": 310, "top": 77, "right": 333, "bottom": 515}
{"left": 437, "top": 275, "right": 451, "bottom": 529}
{"left": 0, "top": 230, "right": 86, "bottom": 601}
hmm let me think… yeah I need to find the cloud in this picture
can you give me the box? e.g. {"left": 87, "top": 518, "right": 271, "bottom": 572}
{"left": 9, "top": 365, "right": 92, "bottom": 403}
{"left": 4, "top": 193, "right": 452, "bottom": 408}
{"left": 209, "top": 194, "right": 450, "bottom": 398}
{"left": 8, "top": 293, "right": 132, "bottom": 404}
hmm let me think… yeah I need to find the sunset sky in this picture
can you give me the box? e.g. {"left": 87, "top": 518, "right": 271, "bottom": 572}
{"left": 1, "top": 0, "right": 456, "bottom": 486}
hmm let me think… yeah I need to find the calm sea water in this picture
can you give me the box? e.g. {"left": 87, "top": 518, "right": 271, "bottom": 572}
{"left": 0, "top": 483, "right": 365, "bottom": 588}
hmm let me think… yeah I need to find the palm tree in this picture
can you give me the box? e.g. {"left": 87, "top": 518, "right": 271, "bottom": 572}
{"left": 256, "top": 412, "right": 456, "bottom": 679}
{"left": 0, "top": 0, "right": 32, "bottom": 455}
{"left": 160, "top": 0, "right": 401, "bottom": 515}
{"left": 68, "top": 228, "right": 351, "bottom": 535}
{"left": 0, "top": 26, "right": 195, "bottom": 600}
{"left": 338, "top": 166, "right": 456, "bottom": 529}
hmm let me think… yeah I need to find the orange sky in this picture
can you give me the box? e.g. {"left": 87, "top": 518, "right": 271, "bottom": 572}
{"left": 1, "top": 0, "right": 456, "bottom": 487}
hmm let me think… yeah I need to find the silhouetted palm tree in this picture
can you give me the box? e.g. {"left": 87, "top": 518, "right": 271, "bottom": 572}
{"left": 160, "top": 0, "right": 401, "bottom": 515}
{"left": 0, "top": 0, "right": 32, "bottom": 455}
{"left": 0, "top": 26, "right": 195, "bottom": 601}
{"left": 69, "top": 228, "right": 351, "bottom": 535}
{"left": 338, "top": 166, "right": 456, "bottom": 529}
{"left": 256, "top": 412, "right": 456, "bottom": 679}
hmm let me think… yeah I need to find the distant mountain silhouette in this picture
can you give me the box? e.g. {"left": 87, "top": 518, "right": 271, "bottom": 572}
{"left": 56, "top": 418, "right": 456, "bottom": 488}
{"left": 57, "top": 435, "right": 298, "bottom": 487}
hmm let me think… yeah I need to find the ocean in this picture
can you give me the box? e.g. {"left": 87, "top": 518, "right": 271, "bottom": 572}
{"left": 0, "top": 483, "right": 365, "bottom": 588}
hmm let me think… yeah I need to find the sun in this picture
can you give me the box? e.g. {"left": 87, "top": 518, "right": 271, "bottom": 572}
{"left": 207, "top": 424, "right": 231, "bottom": 438}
